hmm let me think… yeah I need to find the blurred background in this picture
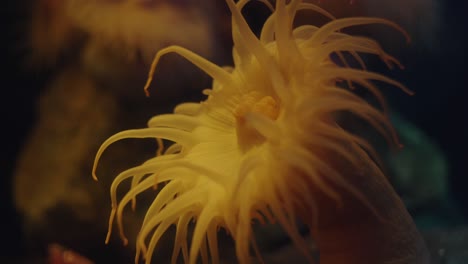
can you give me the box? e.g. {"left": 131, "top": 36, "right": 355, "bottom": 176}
{"left": 3, "top": 0, "right": 468, "bottom": 263}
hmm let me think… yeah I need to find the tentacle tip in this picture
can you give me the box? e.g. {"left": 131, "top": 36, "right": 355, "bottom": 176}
{"left": 394, "top": 60, "right": 405, "bottom": 70}
{"left": 92, "top": 174, "right": 99, "bottom": 182}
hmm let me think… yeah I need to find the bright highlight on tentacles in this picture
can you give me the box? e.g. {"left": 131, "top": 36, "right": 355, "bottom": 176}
{"left": 93, "top": 0, "right": 411, "bottom": 263}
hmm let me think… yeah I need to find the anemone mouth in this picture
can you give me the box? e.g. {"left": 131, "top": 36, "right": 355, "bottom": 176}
{"left": 92, "top": 0, "right": 410, "bottom": 263}
{"left": 234, "top": 91, "right": 281, "bottom": 152}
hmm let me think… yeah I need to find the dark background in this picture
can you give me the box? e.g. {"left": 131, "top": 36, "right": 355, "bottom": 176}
{"left": 3, "top": 0, "right": 468, "bottom": 261}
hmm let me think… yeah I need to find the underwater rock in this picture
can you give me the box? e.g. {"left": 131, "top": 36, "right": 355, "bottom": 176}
{"left": 14, "top": 69, "right": 115, "bottom": 228}
{"left": 386, "top": 113, "right": 449, "bottom": 209}
{"left": 381, "top": 112, "right": 467, "bottom": 230}
{"left": 423, "top": 227, "right": 468, "bottom": 264}
{"left": 66, "top": 0, "right": 219, "bottom": 64}
{"left": 26, "top": 0, "right": 228, "bottom": 99}
{"left": 12, "top": 68, "right": 127, "bottom": 261}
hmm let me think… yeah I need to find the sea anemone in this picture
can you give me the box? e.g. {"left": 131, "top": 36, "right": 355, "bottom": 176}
{"left": 93, "top": 0, "right": 423, "bottom": 263}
